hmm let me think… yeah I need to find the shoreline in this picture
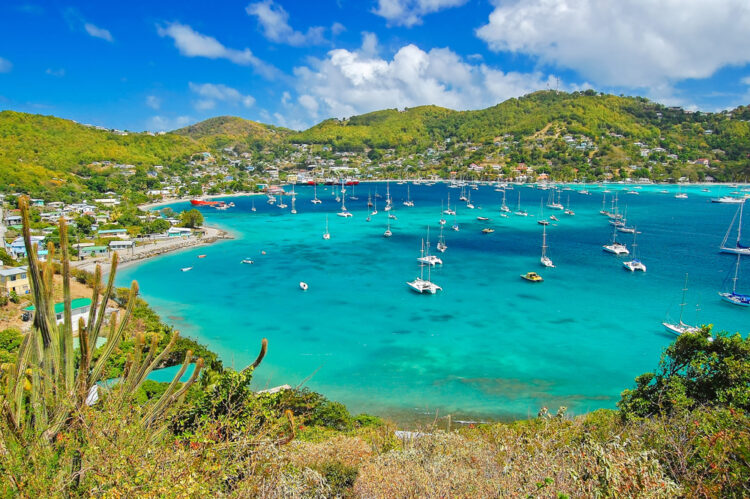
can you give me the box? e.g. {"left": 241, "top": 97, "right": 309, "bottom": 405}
{"left": 138, "top": 191, "right": 263, "bottom": 211}
{"left": 72, "top": 225, "right": 234, "bottom": 274}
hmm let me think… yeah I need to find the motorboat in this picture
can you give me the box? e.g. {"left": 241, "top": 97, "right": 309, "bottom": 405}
{"left": 521, "top": 272, "right": 543, "bottom": 282}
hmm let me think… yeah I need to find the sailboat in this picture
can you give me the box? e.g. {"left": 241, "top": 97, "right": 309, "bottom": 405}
{"left": 537, "top": 199, "right": 549, "bottom": 225}
{"left": 417, "top": 228, "right": 442, "bottom": 266}
{"left": 602, "top": 224, "right": 629, "bottom": 255}
{"left": 349, "top": 184, "right": 358, "bottom": 201}
{"left": 617, "top": 207, "right": 635, "bottom": 233}
{"left": 367, "top": 191, "right": 373, "bottom": 207}
{"left": 540, "top": 225, "right": 554, "bottom": 268}
{"left": 322, "top": 216, "right": 331, "bottom": 240}
{"left": 718, "top": 254, "right": 750, "bottom": 306}
{"left": 623, "top": 228, "right": 646, "bottom": 271}
{"left": 290, "top": 186, "right": 297, "bottom": 214}
{"left": 384, "top": 181, "right": 392, "bottom": 211}
{"left": 443, "top": 193, "right": 456, "bottom": 215}
{"left": 311, "top": 184, "right": 322, "bottom": 204}
{"left": 546, "top": 189, "right": 564, "bottom": 210}
{"left": 514, "top": 192, "right": 528, "bottom": 216}
{"left": 407, "top": 239, "right": 442, "bottom": 294}
{"left": 500, "top": 189, "right": 510, "bottom": 213}
{"left": 719, "top": 200, "right": 750, "bottom": 255}
{"left": 466, "top": 189, "right": 475, "bottom": 209}
{"left": 439, "top": 201, "right": 447, "bottom": 225}
{"left": 251, "top": 198, "right": 257, "bottom": 212}
{"left": 451, "top": 209, "right": 459, "bottom": 231}
{"left": 564, "top": 194, "right": 574, "bottom": 216}
{"left": 663, "top": 274, "right": 700, "bottom": 335}
{"left": 277, "top": 194, "right": 288, "bottom": 209}
{"left": 337, "top": 181, "right": 353, "bottom": 217}
{"left": 675, "top": 184, "right": 688, "bottom": 199}
{"left": 371, "top": 198, "right": 378, "bottom": 216}
{"left": 436, "top": 225, "right": 447, "bottom": 252}
{"left": 403, "top": 184, "right": 414, "bottom": 207}
{"left": 599, "top": 193, "right": 609, "bottom": 216}
{"left": 383, "top": 217, "right": 392, "bottom": 237}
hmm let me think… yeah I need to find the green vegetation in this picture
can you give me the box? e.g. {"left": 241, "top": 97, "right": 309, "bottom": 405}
{"left": 179, "top": 208, "right": 204, "bottom": 228}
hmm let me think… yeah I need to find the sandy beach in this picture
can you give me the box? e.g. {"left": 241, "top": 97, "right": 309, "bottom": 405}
{"left": 71, "top": 225, "right": 233, "bottom": 274}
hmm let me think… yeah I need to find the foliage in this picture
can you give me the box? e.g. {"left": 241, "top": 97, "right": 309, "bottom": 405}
{"left": 618, "top": 326, "right": 750, "bottom": 418}
{"left": 179, "top": 208, "right": 204, "bottom": 228}
{"left": 0, "top": 328, "right": 22, "bottom": 364}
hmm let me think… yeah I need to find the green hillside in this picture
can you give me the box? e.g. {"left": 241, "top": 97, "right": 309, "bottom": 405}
{"left": 0, "top": 111, "right": 199, "bottom": 200}
{"left": 173, "top": 115, "right": 291, "bottom": 149}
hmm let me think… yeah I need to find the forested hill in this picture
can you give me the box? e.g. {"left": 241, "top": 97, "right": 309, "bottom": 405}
{"left": 292, "top": 91, "right": 749, "bottom": 157}
{"left": 1, "top": 91, "right": 749, "bottom": 201}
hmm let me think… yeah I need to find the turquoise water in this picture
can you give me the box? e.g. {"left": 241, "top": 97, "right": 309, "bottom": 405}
{"left": 117, "top": 183, "right": 749, "bottom": 422}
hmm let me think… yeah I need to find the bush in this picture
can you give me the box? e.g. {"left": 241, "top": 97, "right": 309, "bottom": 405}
{"left": 618, "top": 326, "right": 750, "bottom": 418}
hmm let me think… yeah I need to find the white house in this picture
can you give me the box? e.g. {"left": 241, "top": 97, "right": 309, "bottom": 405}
{"left": 9, "top": 236, "right": 45, "bottom": 258}
{"left": 23, "top": 297, "right": 92, "bottom": 332}
{"left": 109, "top": 240, "right": 135, "bottom": 252}
{"left": 166, "top": 227, "right": 192, "bottom": 237}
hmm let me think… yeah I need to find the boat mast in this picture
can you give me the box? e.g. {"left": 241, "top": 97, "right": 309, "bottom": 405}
{"left": 678, "top": 274, "right": 689, "bottom": 325}
{"left": 542, "top": 225, "right": 548, "bottom": 258}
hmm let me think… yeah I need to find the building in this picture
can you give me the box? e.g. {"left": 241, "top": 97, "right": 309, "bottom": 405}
{"left": 23, "top": 297, "right": 92, "bottom": 332}
{"left": 97, "top": 228, "right": 129, "bottom": 239}
{"left": 109, "top": 240, "right": 135, "bottom": 253}
{"left": 78, "top": 245, "right": 108, "bottom": 258}
{"left": 166, "top": 227, "right": 192, "bottom": 237}
{"left": 8, "top": 236, "right": 46, "bottom": 258}
{"left": 0, "top": 266, "right": 29, "bottom": 295}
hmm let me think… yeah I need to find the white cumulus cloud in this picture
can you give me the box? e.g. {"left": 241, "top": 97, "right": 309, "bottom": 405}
{"left": 0, "top": 57, "right": 13, "bottom": 73}
{"left": 246, "top": 0, "right": 326, "bottom": 46}
{"left": 189, "top": 82, "right": 255, "bottom": 111}
{"left": 373, "top": 0, "right": 468, "bottom": 27}
{"left": 291, "top": 33, "right": 558, "bottom": 120}
{"left": 157, "top": 22, "right": 279, "bottom": 79}
{"left": 147, "top": 115, "right": 192, "bottom": 132}
{"left": 84, "top": 22, "right": 113, "bottom": 42}
{"left": 476, "top": 0, "right": 750, "bottom": 88}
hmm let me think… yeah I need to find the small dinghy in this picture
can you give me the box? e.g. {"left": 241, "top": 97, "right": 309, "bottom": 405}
{"left": 299, "top": 281, "right": 309, "bottom": 291}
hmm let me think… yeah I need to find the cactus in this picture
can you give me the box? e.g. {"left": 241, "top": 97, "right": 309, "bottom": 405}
{"left": 0, "top": 197, "right": 206, "bottom": 444}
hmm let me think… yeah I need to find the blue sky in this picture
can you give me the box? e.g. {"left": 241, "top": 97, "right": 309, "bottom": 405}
{"left": 1, "top": 0, "right": 750, "bottom": 131}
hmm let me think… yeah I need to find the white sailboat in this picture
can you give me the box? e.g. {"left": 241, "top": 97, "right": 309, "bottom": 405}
{"left": 466, "top": 189, "right": 475, "bottom": 209}
{"left": 564, "top": 194, "right": 574, "bottom": 216}
{"left": 251, "top": 198, "right": 256, "bottom": 212}
{"left": 443, "top": 193, "right": 456, "bottom": 215}
{"left": 623, "top": 228, "right": 646, "bottom": 271}
{"left": 540, "top": 224, "right": 554, "bottom": 268}
{"left": 277, "top": 194, "right": 288, "bottom": 209}
{"left": 719, "top": 200, "right": 750, "bottom": 255}
{"left": 675, "top": 184, "right": 688, "bottom": 199}
{"left": 323, "top": 215, "right": 331, "bottom": 240}
{"left": 417, "top": 228, "right": 443, "bottom": 266}
{"left": 311, "top": 184, "right": 322, "bottom": 204}
{"left": 537, "top": 199, "right": 549, "bottom": 225}
{"left": 371, "top": 198, "right": 378, "bottom": 216}
{"left": 718, "top": 254, "right": 750, "bottom": 306}
{"left": 602, "top": 224, "right": 629, "bottom": 255}
{"left": 337, "top": 181, "right": 353, "bottom": 217}
{"left": 514, "top": 192, "right": 528, "bottom": 216}
{"left": 384, "top": 217, "right": 392, "bottom": 237}
{"left": 384, "top": 181, "right": 392, "bottom": 211}
{"left": 436, "top": 225, "right": 447, "bottom": 253}
{"left": 663, "top": 274, "right": 700, "bottom": 335}
{"left": 403, "top": 184, "right": 414, "bottom": 207}
{"left": 439, "top": 201, "right": 447, "bottom": 225}
{"left": 407, "top": 239, "right": 442, "bottom": 294}
{"left": 500, "top": 189, "right": 510, "bottom": 213}
{"left": 546, "top": 189, "right": 564, "bottom": 210}
{"left": 290, "top": 186, "right": 297, "bottom": 214}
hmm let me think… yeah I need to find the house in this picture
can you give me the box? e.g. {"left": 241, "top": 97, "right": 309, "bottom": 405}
{"left": 4, "top": 214, "right": 22, "bottom": 225}
{"left": 8, "top": 236, "right": 45, "bottom": 258}
{"left": 23, "top": 297, "right": 92, "bottom": 332}
{"left": 109, "top": 240, "right": 135, "bottom": 252}
{"left": 166, "top": 227, "right": 192, "bottom": 237}
{"left": 78, "top": 245, "right": 108, "bottom": 258}
{"left": 0, "top": 266, "right": 29, "bottom": 295}
{"left": 97, "top": 228, "right": 129, "bottom": 239}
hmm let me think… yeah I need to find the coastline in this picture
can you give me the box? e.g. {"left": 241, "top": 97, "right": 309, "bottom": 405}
{"left": 72, "top": 225, "right": 234, "bottom": 275}
{"left": 138, "top": 191, "right": 263, "bottom": 211}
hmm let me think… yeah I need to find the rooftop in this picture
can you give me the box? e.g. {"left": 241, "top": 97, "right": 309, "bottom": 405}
{"left": 24, "top": 297, "right": 92, "bottom": 313}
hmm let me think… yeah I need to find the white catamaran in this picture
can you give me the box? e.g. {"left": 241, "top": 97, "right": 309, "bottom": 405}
{"left": 622, "top": 228, "right": 646, "bottom": 271}
{"left": 407, "top": 239, "right": 442, "bottom": 294}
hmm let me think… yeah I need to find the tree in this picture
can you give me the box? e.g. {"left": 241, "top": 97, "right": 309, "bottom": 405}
{"left": 618, "top": 326, "right": 750, "bottom": 418}
{"left": 145, "top": 218, "right": 171, "bottom": 234}
{"left": 180, "top": 209, "right": 204, "bottom": 228}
